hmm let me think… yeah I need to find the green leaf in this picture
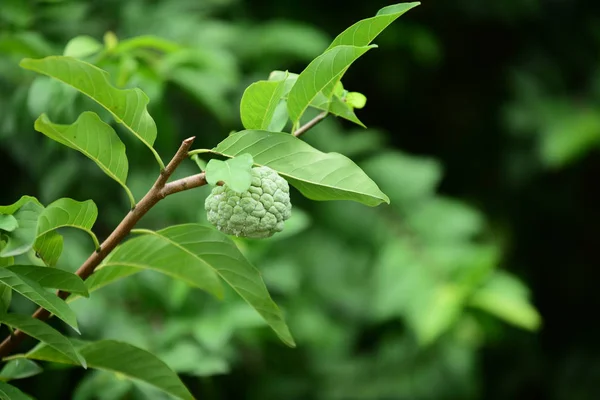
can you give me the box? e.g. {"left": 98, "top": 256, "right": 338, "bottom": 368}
{"left": 211, "top": 130, "right": 389, "bottom": 206}
{"left": 0, "top": 269, "right": 79, "bottom": 332}
{"left": 0, "top": 216, "right": 18, "bottom": 233}
{"left": 325, "top": 2, "right": 421, "bottom": 51}
{"left": 99, "top": 224, "right": 295, "bottom": 346}
{"left": 0, "top": 200, "right": 43, "bottom": 258}
{"left": 287, "top": 45, "right": 375, "bottom": 125}
{"left": 0, "top": 313, "right": 85, "bottom": 367}
{"left": 240, "top": 75, "right": 288, "bottom": 130}
{"left": 345, "top": 92, "right": 367, "bottom": 109}
{"left": 0, "top": 381, "right": 32, "bottom": 399}
{"left": 469, "top": 271, "right": 542, "bottom": 331}
{"left": 0, "top": 197, "right": 42, "bottom": 215}
{"left": 5, "top": 265, "right": 88, "bottom": 297}
{"left": 268, "top": 70, "right": 364, "bottom": 127}
{"left": 0, "top": 359, "right": 43, "bottom": 381}
{"left": 63, "top": 35, "right": 103, "bottom": 58}
{"left": 33, "top": 231, "right": 63, "bottom": 267}
{"left": 34, "top": 112, "right": 134, "bottom": 207}
{"left": 100, "top": 227, "right": 223, "bottom": 299}
{"left": 0, "top": 283, "right": 11, "bottom": 313}
{"left": 205, "top": 153, "right": 254, "bottom": 193}
{"left": 37, "top": 198, "right": 100, "bottom": 250}
{"left": 18, "top": 340, "right": 194, "bottom": 400}
{"left": 20, "top": 56, "right": 164, "bottom": 169}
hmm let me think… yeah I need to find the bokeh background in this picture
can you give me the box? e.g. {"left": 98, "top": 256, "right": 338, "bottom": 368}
{"left": 1, "top": 0, "right": 599, "bottom": 399}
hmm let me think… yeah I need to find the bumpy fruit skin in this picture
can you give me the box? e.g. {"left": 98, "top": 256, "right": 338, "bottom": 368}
{"left": 205, "top": 166, "right": 292, "bottom": 238}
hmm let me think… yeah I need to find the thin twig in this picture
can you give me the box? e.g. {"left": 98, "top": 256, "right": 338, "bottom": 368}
{"left": 293, "top": 112, "right": 327, "bottom": 137}
{"left": 0, "top": 137, "right": 205, "bottom": 358}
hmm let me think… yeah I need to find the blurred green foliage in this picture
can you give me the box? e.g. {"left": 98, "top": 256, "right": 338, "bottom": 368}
{"left": 1, "top": 0, "right": 599, "bottom": 399}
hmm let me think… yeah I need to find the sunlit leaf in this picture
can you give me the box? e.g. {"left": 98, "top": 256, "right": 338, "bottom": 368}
{"left": 20, "top": 56, "right": 164, "bottom": 168}
{"left": 0, "top": 269, "right": 79, "bottom": 332}
{"left": 0, "top": 381, "right": 32, "bottom": 399}
{"left": 17, "top": 340, "right": 193, "bottom": 400}
{"left": 0, "top": 314, "right": 85, "bottom": 367}
{"left": 325, "top": 2, "right": 420, "bottom": 50}
{"left": 240, "top": 75, "right": 288, "bottom": 130}
{"left": 0, "top": 216, "right": 18, "bottom": 232}
{"left": 0, "top": 199, "right": 43, "bottom": 258}
{"left": 34, "top": 112, "right": 133, "bottom": 206}
{"left": 205, "top": 153, "right": 254, "bottom": 192}
{"left": 287, "top": 45, "right": 375, "bottom": 125}
{"left": 211, "top": 130, "right": 389, "bottom": 206}
{"left": 5, "top": 265, "right": 88, "bottom": 297}
{"left": 37, "top": 198, "right": 99, "bottom": 250}
{"left": 0, "top": 359, "right": 43, "bottom": 381}
{"left": 345, "top": 92, "right": 367, "bottom": 109}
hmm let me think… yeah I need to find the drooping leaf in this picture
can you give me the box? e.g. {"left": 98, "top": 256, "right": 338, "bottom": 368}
{"left": 287, "top": 45, "right": 375, "bottom": 125}
{"left": 240, "top": 75, "right": 288, "bottom": 130}
{"left": 17, "top": 340, "right": 194, "bottom": 400}
{"left": 63, "top": 35, "right": 103, "bottom": 59}
{"left": 34, "top": 112, "right": 134, "bottom": 206}
{"left": 211, "top": 130, "right": 389, "bottom": 206}
{"left": 5, "top": 265, "right": 88, "bottom": 297}
{"left": 0, "top": 200, "right": 43, "bottom": 258}
{"left": 96, "top": 224, "right": 295, "bottom": 346}
{"left": 325, "top": 2, "right": 420, "bottom": 51}
{"left": 0, "top": 359, "right": 43, "bottom": 381}
{"left": 0, "top": 197, "right": 42, "bottom": 215}
{"left": 99, "top": 229, "right": 223, "bottom": 299}
{"left": 33, "top": 231, "right": 63, "bottom": 267}
{"left": 205, "top": 153, "right": 254, "bottom": 192}
{"left": 0, "top": 381, "right": 32, "bottom": 399}
{"left": 37, "top": 198, "right": 99, "bottom": 250}
{"left": 0, "top": 269, "right": 79, "bottom": 332}
{"left": 0, "top": 313, "right": 85, "bottom": 367}
{"left": 469, "top": 271, "right": 542, "bottom": 331}
{"left": 20, "top": 56, "right": 164, "bottom": 169}
{"left": 0, "top": 216, "right": 18, "bottom": 232}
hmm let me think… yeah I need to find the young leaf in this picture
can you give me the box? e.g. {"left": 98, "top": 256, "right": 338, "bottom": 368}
{"left": 17, "top": 340, "right": 194, "bottom": 400}
{"left": 240, "top": 75, "right": 288, "bottom": 130}
{"left": 345, "top": 92, "right": 367, "bottom": 109}
{"left": 287, "top": 45, "right": 375, "bottom": 125}
{"left": 325, "top": 2, "right": 421, "bottom": 50}
{"left": 211, "top": 130, "right": 390, "bottom": 206}
{"left": 0, "top": 359, "right": 43, "bottom": 381}
{"left": 37, "top": 198, "right": 100, "bottom": 250}
{"left": 0, "top": 269, "right": 79, "bottom": 332}
{"left": 20, "top": 56, "right": 164, "bottom": 169}
{"left": 0, "top": 313, "right": 85, "bottom": 367}
{"left": 5, "top": 265, "right": 88, "bottom": 297}
{"left": 0, "top": 200, "right": 43, "bottom": 258}
{"left": 0, "top": 381, "right": 32, "bottom": 399}
{"left": 268, "top": 71, "right": 364, "bottom": 127}
{"left": 0, "top": 215, "right": 18, "bottom": 232}
{"left": 33, "top": 231, "right": 63, "bottom": 267}
{"left": 205, "top": 153, "right": 254, "bottom": 193}
{"left": 34, "top": 112, "right": 134, "bottom": 207}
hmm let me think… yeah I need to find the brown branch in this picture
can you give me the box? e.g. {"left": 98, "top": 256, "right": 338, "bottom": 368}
{"left": 293, "top": 111, "right": 327, "bottom": 137}
{"left": 0, "top": 136, "right": 207, "bottom": 358}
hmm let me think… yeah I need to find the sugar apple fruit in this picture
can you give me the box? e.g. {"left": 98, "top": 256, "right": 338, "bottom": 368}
{"left": 205, "top": 166, "right": 292, "bottom": 238}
